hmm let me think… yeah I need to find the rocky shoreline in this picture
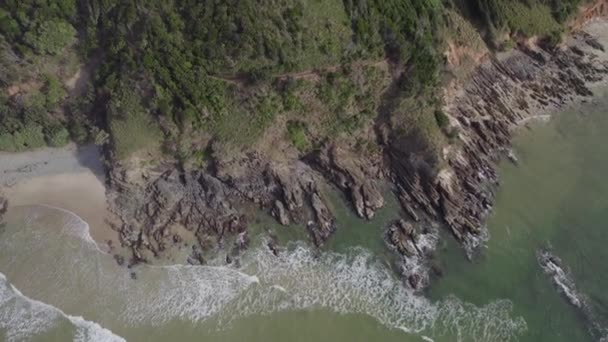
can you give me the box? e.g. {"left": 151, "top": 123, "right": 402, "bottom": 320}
{"left": 106, "top": 19, "right": 608, "bottom": 290}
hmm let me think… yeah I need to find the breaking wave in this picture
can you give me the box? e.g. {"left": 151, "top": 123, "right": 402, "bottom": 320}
{"left": 0, "top": 205, "right": 527, "bottom": 341}
{"left": 0, "top": 273, "right": 125, "bottom": 342}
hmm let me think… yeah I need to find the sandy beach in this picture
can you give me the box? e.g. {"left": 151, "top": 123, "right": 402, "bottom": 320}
{"left": 0, "top": 144, "right": 118, "bottom": 245}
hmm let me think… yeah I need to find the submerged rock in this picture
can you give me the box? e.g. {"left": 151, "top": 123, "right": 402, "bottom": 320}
{"left": 113, "top": 254, "right": 125, "bottom": 266}
{"left": 507, "top": 149, "right": 519, "bottom": 165}
{"left": 386, "top": 219, "right": 439, "bottom": 291}
{"left": 187, "top": 247, "right": 205, "bottom": 266}
{"left": 537, "top": 250, "right": 583, "bottom": 308}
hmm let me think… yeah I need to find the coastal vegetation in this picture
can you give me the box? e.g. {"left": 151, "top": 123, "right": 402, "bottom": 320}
{"left": 0, "top": 0, "right": 591, "bottom": 162}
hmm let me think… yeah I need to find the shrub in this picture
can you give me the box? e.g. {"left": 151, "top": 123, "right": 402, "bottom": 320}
{"left": 287, "top": 121, "right": 310, "bottom": 152}
{"left": 0, "top": 125, "right": 47, "bottom": 151}
{"left": 0, "top": 133, "right": 17, "bottom": 151}
{"left": 541, "top": 29, "right": 563, "bottom": 50}
{"left": 42, "top": 74, "right": 67, "bottom": 111}
{"left": 69, "top": 121, "right": 89, "bottom": 144}
{"left": 25, "top": 20, "right": 76, "bottom": 55}
{"left": 434, "top": 109, "right": 449, "bottom": 129}
{"left": 46, "top": 123, "right": 70, "bottom": 147}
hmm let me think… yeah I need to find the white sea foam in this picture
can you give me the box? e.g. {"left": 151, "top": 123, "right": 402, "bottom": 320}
{"left": 537, "top": 249, "right": 608, "bottom": 340}
{"left": 0, "top": 273, "right": 125, "bottom": 342}
{"left": 36, "top": 203, "right": 108, "bottom": 254}
{"left": 0, "top": 205, "right": 527, "bottom": 342}
{"left": 211, "top": 244, "right": 526, "bottom": 342}
{"left": 537, "top": 250, "right": 583, "bottom": 308}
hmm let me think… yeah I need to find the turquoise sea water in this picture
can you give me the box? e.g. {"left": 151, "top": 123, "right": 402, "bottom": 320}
{"left": 1, "top": 92, "right": 607, "bottom": 341}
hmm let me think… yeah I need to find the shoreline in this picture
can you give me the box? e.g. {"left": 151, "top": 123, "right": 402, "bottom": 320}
{"left": 0, "top": 18, "right": 606, "bottom": 286}
{"left": 98, "top": 17, "right": 608, "bottom": 286}
{"left": 0, "top": 144, "right": 119, "bottom": 248}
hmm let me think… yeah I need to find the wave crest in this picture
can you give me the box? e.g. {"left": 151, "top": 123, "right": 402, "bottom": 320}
{"left": 0, "top": 273, "right": 125, "bottom": 342}
{"left": 1, "top": 205, "right": 527, "bottom": 342}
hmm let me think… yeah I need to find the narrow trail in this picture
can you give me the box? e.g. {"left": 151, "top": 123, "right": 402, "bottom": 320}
{"left": 208, "top": 58, "right": 389, "bottom": 85}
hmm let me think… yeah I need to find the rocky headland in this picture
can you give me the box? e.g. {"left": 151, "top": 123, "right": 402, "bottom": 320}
{"left": 105, "top": 18, "right": 608, "bottom": 290}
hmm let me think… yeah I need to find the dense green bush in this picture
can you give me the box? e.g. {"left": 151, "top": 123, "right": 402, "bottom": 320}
{"left": 465, "top": 0, "right": 580, "bottom": 38}
{"left": 434, "top": 109, "right": 450, "bottom": 129}
{"left": 24, "top": 20, "right": 76, "bottom": 55}
{"left": 42, "top": 75, "right": 66, "bottom": 111}
{"left": 0, "top": 0, "right": 583, "bottom": 157}
{"left": 0, "top": 124, "right": 45, "bottom": 152}
{"left": 45, "top": 123, "right": 70, "bottom": 147}
{"left": 287, "top": 121, "right": 310, "bottom": 152}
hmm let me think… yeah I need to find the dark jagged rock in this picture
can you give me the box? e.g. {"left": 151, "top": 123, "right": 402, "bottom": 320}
{"left": 272, "top": 200, "right": 290, "bottom": 225}
{"left": 108, "top": 167, "right": 249, "bottom": 264}
{"left": 386, "top": 34, "right": 608, "bottom": 260}
{"left": 108, "top": 151, "right": 341, "bottom": 262}
{"left": 313, "top": 145, "right": 384, "bottom": 219}
{"left": 267, "top": 234, "right": 280, "bottom": 256}
{"left": 307, "top": 190, "right": 336, "bottom": 246}
{"left": 215, "top": 155, "right": 338, "bottom": 246}
{"left": 582, "top": 32, "right": 605, "bottom": 51}
{"left": 387, "top": 219, "right": 418, "bottom": 257}
{"left": 385, "top": 219, "right": 439, "bottom": 291}
{"left": 187, "top": 247, "right": 206, "bottom": 265}
{"left": 104, "top": 24, "right": 608, "bottom": 292}
{"left": 113, "top": 254, "right": 125, "bottom": 266}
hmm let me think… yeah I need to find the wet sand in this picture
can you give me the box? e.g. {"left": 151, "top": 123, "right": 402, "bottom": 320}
{"left": 0, "top": 144, "right": 118, "bottom": 246}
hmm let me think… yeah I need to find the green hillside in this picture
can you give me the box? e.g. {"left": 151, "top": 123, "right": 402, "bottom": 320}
{"left": 0, "top": 0, "right": 588, "bottom": 163}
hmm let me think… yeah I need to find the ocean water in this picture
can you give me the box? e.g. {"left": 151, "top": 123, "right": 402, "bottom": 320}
{"left": 430, "top": 89, "right": 608, "bottom": 342}
{"left": 1, "top": 92, "right": 607, "bottom": 341}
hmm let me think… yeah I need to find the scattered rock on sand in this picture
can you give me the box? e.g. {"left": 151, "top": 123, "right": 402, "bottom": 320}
{"left": 0, "top": 195, "right": 8, "bottom": 221}
{"left": 114, "top": 254, "right": 125, "bottom": 266}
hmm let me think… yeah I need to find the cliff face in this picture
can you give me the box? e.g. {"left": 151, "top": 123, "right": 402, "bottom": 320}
{"left": 107, "top": 19, "right": 608, "bottom": 289}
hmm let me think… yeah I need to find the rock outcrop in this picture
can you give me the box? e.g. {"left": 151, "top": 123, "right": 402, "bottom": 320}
{"left": 313, "top": 145, "right": 385, "bottom": 219}
{"left": 537, "top": 250, "right": 583, "bottom": 308}
{"left": 108, "top": 152, "right": 341, "bottom": 264}
{"left": 109, "top": 168, "right": 248, "bottom": 264}
{"left": 386, "top": 219, "right": 439, "bottom": 291}
{"left": 106, "top": 22, "right": 608, "bottom": 293}
{"left": 387, "top": 29, "right": 608, "bottom": 260}
{"left": 537, "top": 248, "right": 607, "bottom": 340}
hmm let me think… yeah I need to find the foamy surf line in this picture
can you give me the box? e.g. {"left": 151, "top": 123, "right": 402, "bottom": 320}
{"left": 215, "top": 244, "right": 527, "bottom": 342}
{"left": 23, "top": 204, "right": 109, "bottom": 254}
{"left": 1, "top": 205, "right": 527, "bottom": 342}
{"left": 0, "top": 273, "right": 125, "bottom": 342}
